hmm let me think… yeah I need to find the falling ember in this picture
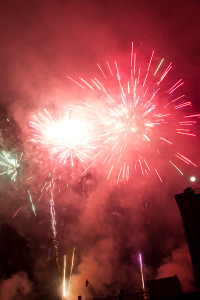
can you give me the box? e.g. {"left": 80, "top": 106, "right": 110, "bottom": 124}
{"left": 139, "top": 253, "right": 145, "bottom": 291}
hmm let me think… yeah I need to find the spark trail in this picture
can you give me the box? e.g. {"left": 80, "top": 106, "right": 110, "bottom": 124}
{"left": 63, "top": 255, "right": 67, "bottom": 299}
{"left": 62, "top": 248, "right": 75, "bottom": 300}
{"left": 28, "top": 190, "right": 36, "bottom": 216}
{"left": 139, "top": 253, "right": 145, "bottom": 291}
{"left": 67, "top": 247, "right": 75, "bottom": 300}
{"left": 49, "top": 179, "right": 59, "bottom": 269}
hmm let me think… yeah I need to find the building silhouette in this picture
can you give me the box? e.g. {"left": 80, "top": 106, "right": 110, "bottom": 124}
{"left": 174, "top": 187, "right": 200, "bottom": 291}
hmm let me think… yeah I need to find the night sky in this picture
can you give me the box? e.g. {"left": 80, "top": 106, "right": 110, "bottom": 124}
{"left": 0, "top": 1, "right": 200, "bottom": 299}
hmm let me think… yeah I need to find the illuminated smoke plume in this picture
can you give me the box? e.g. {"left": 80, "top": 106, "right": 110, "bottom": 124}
{"left": 0, "top": 1, "right": 199, "bottom": 299}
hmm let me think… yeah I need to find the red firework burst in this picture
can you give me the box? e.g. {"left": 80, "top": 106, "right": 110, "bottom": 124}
{"left": 67, "top": 42, "right": 199, "bottom": 183}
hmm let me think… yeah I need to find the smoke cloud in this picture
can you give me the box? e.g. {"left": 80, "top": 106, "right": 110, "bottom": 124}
{"left": 0, "top": 272, "right": 32, "bottom": 300}
{"left": 0, "top": 0, "right": 199, "bottom": 299}
{"left": 156, "top": 244, "right": 195, "bottom": 292}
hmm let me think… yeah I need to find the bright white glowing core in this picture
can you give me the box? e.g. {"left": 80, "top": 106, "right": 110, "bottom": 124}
{"left": 46, "top": 117, "right": 88, "bottom": 148}
{"left": 190, "top": 176, "right": 196, "bottom": 182}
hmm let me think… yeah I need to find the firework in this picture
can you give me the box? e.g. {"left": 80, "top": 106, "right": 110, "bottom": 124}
{"left": 13, "top": 207, "right": 22, "bottom": 218}
{"left": 67, "top": 247, "right": 75, "bottom": 300}
{"left": 49, "top": 181, "right": 59, "bottom": 268}
{"left": 29, "top": 106, "right": 99, "bottom": 169}
{"left": 63, "top": 255, "right": 67, "bottom": 299}
{"left": 67, "top": 42, "right": 198, "bottom": 183}
{"left": 62, "top": 248, "right": 75, "bottom": 300}
{"left": 139, "top": 253, "right": 145, "bottom": 291}
{"left": 0, "top": 151, "right": 23, "bottom": 182}
{"left": 28, "top": 189, "right": 36, "bottom": 216}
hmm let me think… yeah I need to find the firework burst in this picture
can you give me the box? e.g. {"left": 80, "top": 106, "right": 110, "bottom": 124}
{"left": 29, "top": 105, "right": 99, "bottom": 169}
{"left": 0, "top": 151, "right": 23, "bottom": 182}
{"left": 67, "top": 42, "right": 198, "bottom": 183}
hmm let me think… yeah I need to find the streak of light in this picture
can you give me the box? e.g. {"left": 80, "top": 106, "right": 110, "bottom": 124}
{"left": 159, "top": 137, "right": 173, "bottom": 145}
{"left": 63, "top": 255, "right": 67, "bottom": 299}
{"left": 97, "top": 64, "right": 106, "bottom": 79}
{"left": 147, "top": 50, "right": 154, "bottom": 72}
{"left": 175, "top": 102, "right": 191, "bottom": 110}
{"left": 176, "top": 132, "right": 196, "bottom": 137}
{"left": 66, "top": 76, "right": 84, "bottom": 88}
{"left": 13, "top": 207, "right": 22, "bottom": 218}
{"left": 157, "top": 62, "right": 172, "bottom": 85}
{"left": 169, "top": 160, "right": 183, "bottom": 175}
{"left": 185, "top": 114, "right": 200, "bottom": 118}
{"left": 50, "top": 186, "right": 59, "bottom": 269}
{"left": 139, "top": 253, "right": 145, "bottom": 290}
{"left": 155, "top": 169, "right": 162, "bottom": 182}
{"left": 171, "top": 95, "right": 185, "bottom": 103}
{"left": 154, "top": 58, "right": 164, "bottom": 76}
{"left": 176, "top": 152, "right": 197, "bottom": 167}
{"left": 106, "top": 61, "right": 113, "bottom": 76}
{"left": 28, "top": 190, "right": 36, "bottom": 216}
{"left": 67, "top": 247, "right": 75, "bottom": 300}
{"left": 79, "top": 78, "right": 94, "bottom": 90}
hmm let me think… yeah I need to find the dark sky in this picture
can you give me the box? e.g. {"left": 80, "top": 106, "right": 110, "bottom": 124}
{"left": 0, "top": 0, "right": 200, "bottom": 299}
